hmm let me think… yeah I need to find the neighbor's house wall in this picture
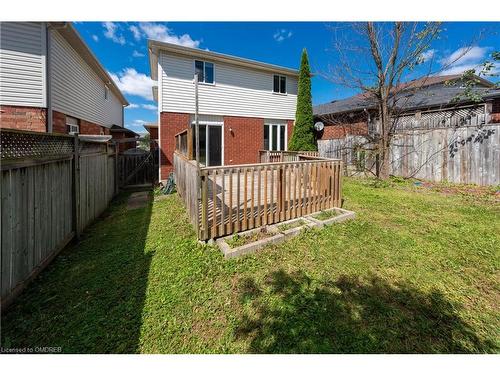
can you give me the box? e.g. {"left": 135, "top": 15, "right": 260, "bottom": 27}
{"left": 158, "top": 51, "right": 297, "bottom": 119}
{"left": 50, "top": 29, "right": 123, "bottom": 129}
{"left": 492, "top": 98, "right": 500, "bottom": 123}
{"left": 0, "top": 22, "right": 47, "bottom": 108}
{"left": 0, "top": 23, "right": 124, "bottom": 135}
{"left": 0, "top": 22, "right": 47, "bottom": 132}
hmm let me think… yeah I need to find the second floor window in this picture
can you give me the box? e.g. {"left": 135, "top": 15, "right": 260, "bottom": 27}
{"left": 195, "top": 60, "right": 214, "bottom": 84}
{"left": 273, "top": 75, "right": 286, "bottom": 94}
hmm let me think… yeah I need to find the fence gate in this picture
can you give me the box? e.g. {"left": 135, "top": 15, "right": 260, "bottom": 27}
{"left": 117, "top": 151, "right": 158, "bottom": 188}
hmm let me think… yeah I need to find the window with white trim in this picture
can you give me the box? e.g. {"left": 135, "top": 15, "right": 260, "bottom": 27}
{"left": 195, "top": 60, "right": 214, "bottom": 84}
{"left": 264, "top": 122, "right": 287, "bottom": 151}
{"left": 66, "top": 116, "right": 79, "bottom": 135}
{"left": 273, "top": 75, "right": 286, "bottom": 94}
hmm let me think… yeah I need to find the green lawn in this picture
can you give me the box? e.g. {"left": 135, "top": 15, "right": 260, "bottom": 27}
{"left": 1, "top": 178, "right": 499, "bottom": 353}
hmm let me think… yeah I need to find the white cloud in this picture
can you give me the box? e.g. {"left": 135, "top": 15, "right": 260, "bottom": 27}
{"left": 129, "top": 25, "right": 142, "bottom": 41}
{"left": 420, "top": 49, "right": 435, "bottom": 62}
{"left": 132, "top": 50, "right": 145, "bottom": 58}
{"left": 141, "top": 104, "right": 157, "bottom": 111}
{"left": 102, "top": 22, "right": 126, "bottom": 45}
{"left": 125, "top": 103, "right": 157, "bottom": 111}
{"left": 273, "top": 29, "right": 293, "bottom": 42}
{"left": 128, "top": 22, "right": 201, "bottom": 48}
{"left": 439, "top": 46, "right": 489, "bottom": 67}
{"left": 109, "top": 68, "right": 155, "bottom": 100}
{"left": 91, "top": 34, "right": 99, "bottom": 42}
{"left": 438, "top": 46, "right": 494, "bottom": 75}
{"left": 132, "top": 119, "right": 147, "bottom": 125}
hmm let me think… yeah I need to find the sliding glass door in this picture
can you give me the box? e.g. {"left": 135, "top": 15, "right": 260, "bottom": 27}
{"left": 192, "top": 123, "right": 222, "bottom": 166}
{"left": 264, "top": 123, "right": 286, "bottom": 151}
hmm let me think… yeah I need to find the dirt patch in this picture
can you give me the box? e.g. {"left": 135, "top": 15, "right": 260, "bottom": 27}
{"left": 226, "top": 228, "right": 276, "bottom": 248}
{"left": 127, "top": 191, "right": 151, "bottom": 210}
{"left": 312, "top": 210, "right": 339, "bottom": 221}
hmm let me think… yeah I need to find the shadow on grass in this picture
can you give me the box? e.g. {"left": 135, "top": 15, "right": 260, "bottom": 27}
{"left": 235, "top": 270, "right": 497, "bottom": 353}
{"left": 1, "top": 192, "right": 153, "bottom": 353}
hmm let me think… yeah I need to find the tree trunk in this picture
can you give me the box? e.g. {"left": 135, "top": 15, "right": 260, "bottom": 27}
{"left": 378, "top": 100, "right": 391, "bottom": 179}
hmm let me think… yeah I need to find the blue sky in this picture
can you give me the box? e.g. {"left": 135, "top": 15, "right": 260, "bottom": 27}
{"left": 74, "top": 22, "right": 500, "bottom": 133}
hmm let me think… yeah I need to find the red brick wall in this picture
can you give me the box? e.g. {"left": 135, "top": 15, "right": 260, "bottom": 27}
{"left": 0, "top": 105, "right": 47, "bottom": 132}
{"left": 52, "top": 110, "right": 67, "bottom": 133}
{"left": 79, "top": 119, "right": 105, "bottom": 135}
{"left": 159, "top": 112, "right": 191, "bottom": 179}
{"left": 148, "top": 127, "right": 158, "bottom": 140}
{"left": 224, "top": 116, "right": 265, "bottom": 165}
{"left": 159, "top": 112, "right": 294, "bottom": 180}
{"left": 52, "top": 110, "right": 109, "bottom": 135}
{"left": 319, "top": 121, "right": 368, "bottom": 140}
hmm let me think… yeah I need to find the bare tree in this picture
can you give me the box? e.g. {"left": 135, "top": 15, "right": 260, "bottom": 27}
{"left": 320, "top": 22, "right": 482, "bottom": 179}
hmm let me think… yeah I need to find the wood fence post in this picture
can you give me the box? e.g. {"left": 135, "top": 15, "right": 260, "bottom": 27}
{"left": 114, "top": 143, "right": 119, "bottom": 193}
{"left": 72, "top": 135, "right": 81, "bottom": 240}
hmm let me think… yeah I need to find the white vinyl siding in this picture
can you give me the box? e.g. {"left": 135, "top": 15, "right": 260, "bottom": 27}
{"left": 50, "top": 30, "right": 123, "bottom": 127}
{"left": 159, "top": 52, "right": 297, "bottom": 119}
{"left": 0, "top": 22, "right": 46, "bottom": 107}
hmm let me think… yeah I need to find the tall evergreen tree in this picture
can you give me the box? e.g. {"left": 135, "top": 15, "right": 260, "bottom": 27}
{"left": 289, "top": 48, "right": 316, "bottom": 151}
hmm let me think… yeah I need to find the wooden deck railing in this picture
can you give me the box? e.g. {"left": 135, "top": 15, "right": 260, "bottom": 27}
{"left": 198, "top": 158, "right": 342, "bottom": 240}
{"left": 174, "top": 129, "right": 193, "bottom": 159}
{"left": 259, "top": 150, "right": 319, "bottom": 163}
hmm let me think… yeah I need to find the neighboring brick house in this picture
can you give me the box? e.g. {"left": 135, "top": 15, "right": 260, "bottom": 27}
{"left": 143, "top": 123, "right": 159, "bottom": 151}
{"left": 313, "top": 75, "right": 500, "bottom": 141}
{"left": 148, "top": 40, "right": 298, "bottom": 180}
{"left": 109, "top": 125, "right": 140, "bottom": 152}
{"left": 0, "top": 22, "right": 128, "bottom": 135}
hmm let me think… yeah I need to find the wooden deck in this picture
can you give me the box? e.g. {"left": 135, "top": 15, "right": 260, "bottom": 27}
{"left": 174, "top": 150, "right": 343, "bottom": 241}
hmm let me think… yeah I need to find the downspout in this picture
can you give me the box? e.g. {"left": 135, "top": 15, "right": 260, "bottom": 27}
{"left": 46, "top": 22, "right": 69, "bottom": 133}
{"left": 45, "top": 24, "right": 52, "bottom": 133}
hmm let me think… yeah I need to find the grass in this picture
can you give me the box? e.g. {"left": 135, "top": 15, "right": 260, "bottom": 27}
{"left": 1, "top": 177, "right": 499, "bottom": 353}
{"left": 312, "top": 209, "right": 339, "bottom": 221}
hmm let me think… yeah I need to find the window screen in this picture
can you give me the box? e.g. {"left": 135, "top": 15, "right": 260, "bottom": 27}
{"left": 195, "top": 60, "right": 204, "bottom": 82}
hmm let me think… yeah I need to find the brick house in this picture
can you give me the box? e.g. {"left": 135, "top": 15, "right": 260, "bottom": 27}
{"left": 0, "top": 22, "right": 128, "bottom": 135}
{"left": 313, "top": 75, "right": 500, "bottom": 185}
{"left": 148, "top": 40, "right": 298, "bottom": 180}
{"left": 313, "top": 75, "right": 500, "bottom": 141}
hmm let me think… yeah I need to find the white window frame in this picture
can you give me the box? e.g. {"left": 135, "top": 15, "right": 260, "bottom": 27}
{"left": 194, "top": 60, "right": 215, "bottom": 85}
{"left": 66, "top": 116, "right": 79, "bottom": 135}
{"left": 273, "top": 75, "right": 287, "bottom": 95}
{"left": 264, "top": 122, "right": 287, "bottom": 151}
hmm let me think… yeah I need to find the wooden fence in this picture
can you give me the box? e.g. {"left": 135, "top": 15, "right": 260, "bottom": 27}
{"left": 173, "top": 151, "right": 199, "bottom": 228}
{"left": 318, "top": 123, "right": 500, "bottom": 185}
{"left": 173, "top": 149, "right": 342, "bottom": 241}
{"left": 1, "top": 129, "right": 117, "bottom": 310}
